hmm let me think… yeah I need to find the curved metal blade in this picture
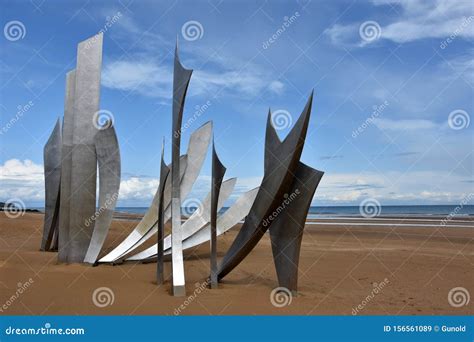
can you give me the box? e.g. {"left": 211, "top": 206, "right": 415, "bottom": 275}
{"left": 138, "top": 186, "right": 259, "bottom": 262}
{"left": 217, "top": 92, "right": 313, "bottom": 280}
{"left": 83, "top": 124, "right": 121, "bottom": 264}
{"left": 126, "top": 177, "right": 236, "bottom": 261}
{"left": 98, "top": 121, "right": 212, "bottom": 263}
{"left": 97, "top": 155, "right": 187, "bottom": 263}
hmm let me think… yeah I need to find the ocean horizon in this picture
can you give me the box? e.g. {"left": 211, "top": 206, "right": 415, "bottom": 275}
{"left": 111, "top": 204, "right": 474, "bottom": 217}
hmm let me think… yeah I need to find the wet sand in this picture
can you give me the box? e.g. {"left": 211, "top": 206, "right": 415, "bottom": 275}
{"left": 0, "top": 212, "right": 472, "bottom": 315}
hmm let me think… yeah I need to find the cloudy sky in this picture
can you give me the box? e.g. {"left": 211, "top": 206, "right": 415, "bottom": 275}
{"left": 1, "top": 0, "right": 473, "bottom": 207}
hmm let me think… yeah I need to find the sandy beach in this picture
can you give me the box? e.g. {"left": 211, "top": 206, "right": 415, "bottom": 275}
{"left": 0, "top": 212, "right": 472, "bottom": 315}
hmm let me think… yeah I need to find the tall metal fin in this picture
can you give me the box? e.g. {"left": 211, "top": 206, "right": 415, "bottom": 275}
{"left": 210, "top": 142, "right": 226, "bottom": 288}
{"left": 83, "top": 123, "right": 121, "bottom": 264}
{"left": 171, "top": 41, "right": 193, "bottom": 296}
{"left": 41, "top": 118, "right": 62, "bottom": 251}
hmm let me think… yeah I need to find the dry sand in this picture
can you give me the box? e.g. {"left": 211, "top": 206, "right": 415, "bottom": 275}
{"left": 0, "top": 212, "right": 472, "bottom": 315}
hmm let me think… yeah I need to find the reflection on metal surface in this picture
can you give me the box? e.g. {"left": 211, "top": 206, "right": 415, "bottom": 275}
{"left": 83, "top": 124, "right": 121, "bottom": 264}
{"left": 41, "top": 119, "right": 62, "bottom": 251}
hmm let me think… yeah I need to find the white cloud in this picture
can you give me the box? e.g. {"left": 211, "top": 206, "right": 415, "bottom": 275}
{"left": 0, "top": 159, "right": 44, "bottom": 203}
{"left": 314, "top": 170, "right": 473, "bottom": 205}
{"left": 326, "top": 0, "right": 474, "bottom": 46}
{"left": 372, "top": 118, "right": 438, "bottom": 131}
{"left": 102, "top": 60, "right": 172, "bottom": 98}
{"left": 102, "top": 58, "right": 286, "bottom": 99}
{"left": 2, "top": 159, "right": 471, "bottom": 207}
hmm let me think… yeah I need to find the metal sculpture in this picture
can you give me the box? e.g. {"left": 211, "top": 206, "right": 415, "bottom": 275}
{"left": 98, "top": 155, "right": 187, "bottom": 263}
{"left": 43, "top": 32, "right": 325, "bottom": 296}
{"left": 269, "top": 162, "right": 323, "bottom": 293}
{"left": 58, "top": 33, "right": 103, "bottom": 263}
{"left": 41, "top": 119, "right": 62, "bottom": 251}
{"left": 83, "top": 123, "right": 121, "bottom": 264}
{"left": 171, "top": 42, "right": 193, "bottom": 296}
{"left": 157, "top": 141, "right": 170, "bottom": 285}
{"left": 179, "top": 187, "right": 259, "bottom": 255}
{"left": 99, "top": 122, "right": 211, "bottom": 263}
{"left": 217, "top": 93, "right": 323, "bottom": 293}
{"left": 58, "top": 70, "right": 75, "bottom": 262}
{"left": 137, "top": 187, "right": 259, "bottom": 263}
{"left": 210, "top": 143, "right": 226, "bottom": 289}
{"left": 126, "top": 178, "right": 236, "bottom": 261}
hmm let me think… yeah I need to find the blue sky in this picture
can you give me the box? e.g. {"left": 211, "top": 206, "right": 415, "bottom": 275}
{"left": 0, "top": 0, "right": 473, "bottom": 207}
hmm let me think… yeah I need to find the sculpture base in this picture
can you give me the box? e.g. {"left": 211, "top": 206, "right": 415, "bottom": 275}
{"left": 173, "top": 285, "right": 186, "bottom": 297}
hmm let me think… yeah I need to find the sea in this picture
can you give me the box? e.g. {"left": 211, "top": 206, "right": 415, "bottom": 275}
{"left": 113, "top": 205, "right": 474, "bottom": 218}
